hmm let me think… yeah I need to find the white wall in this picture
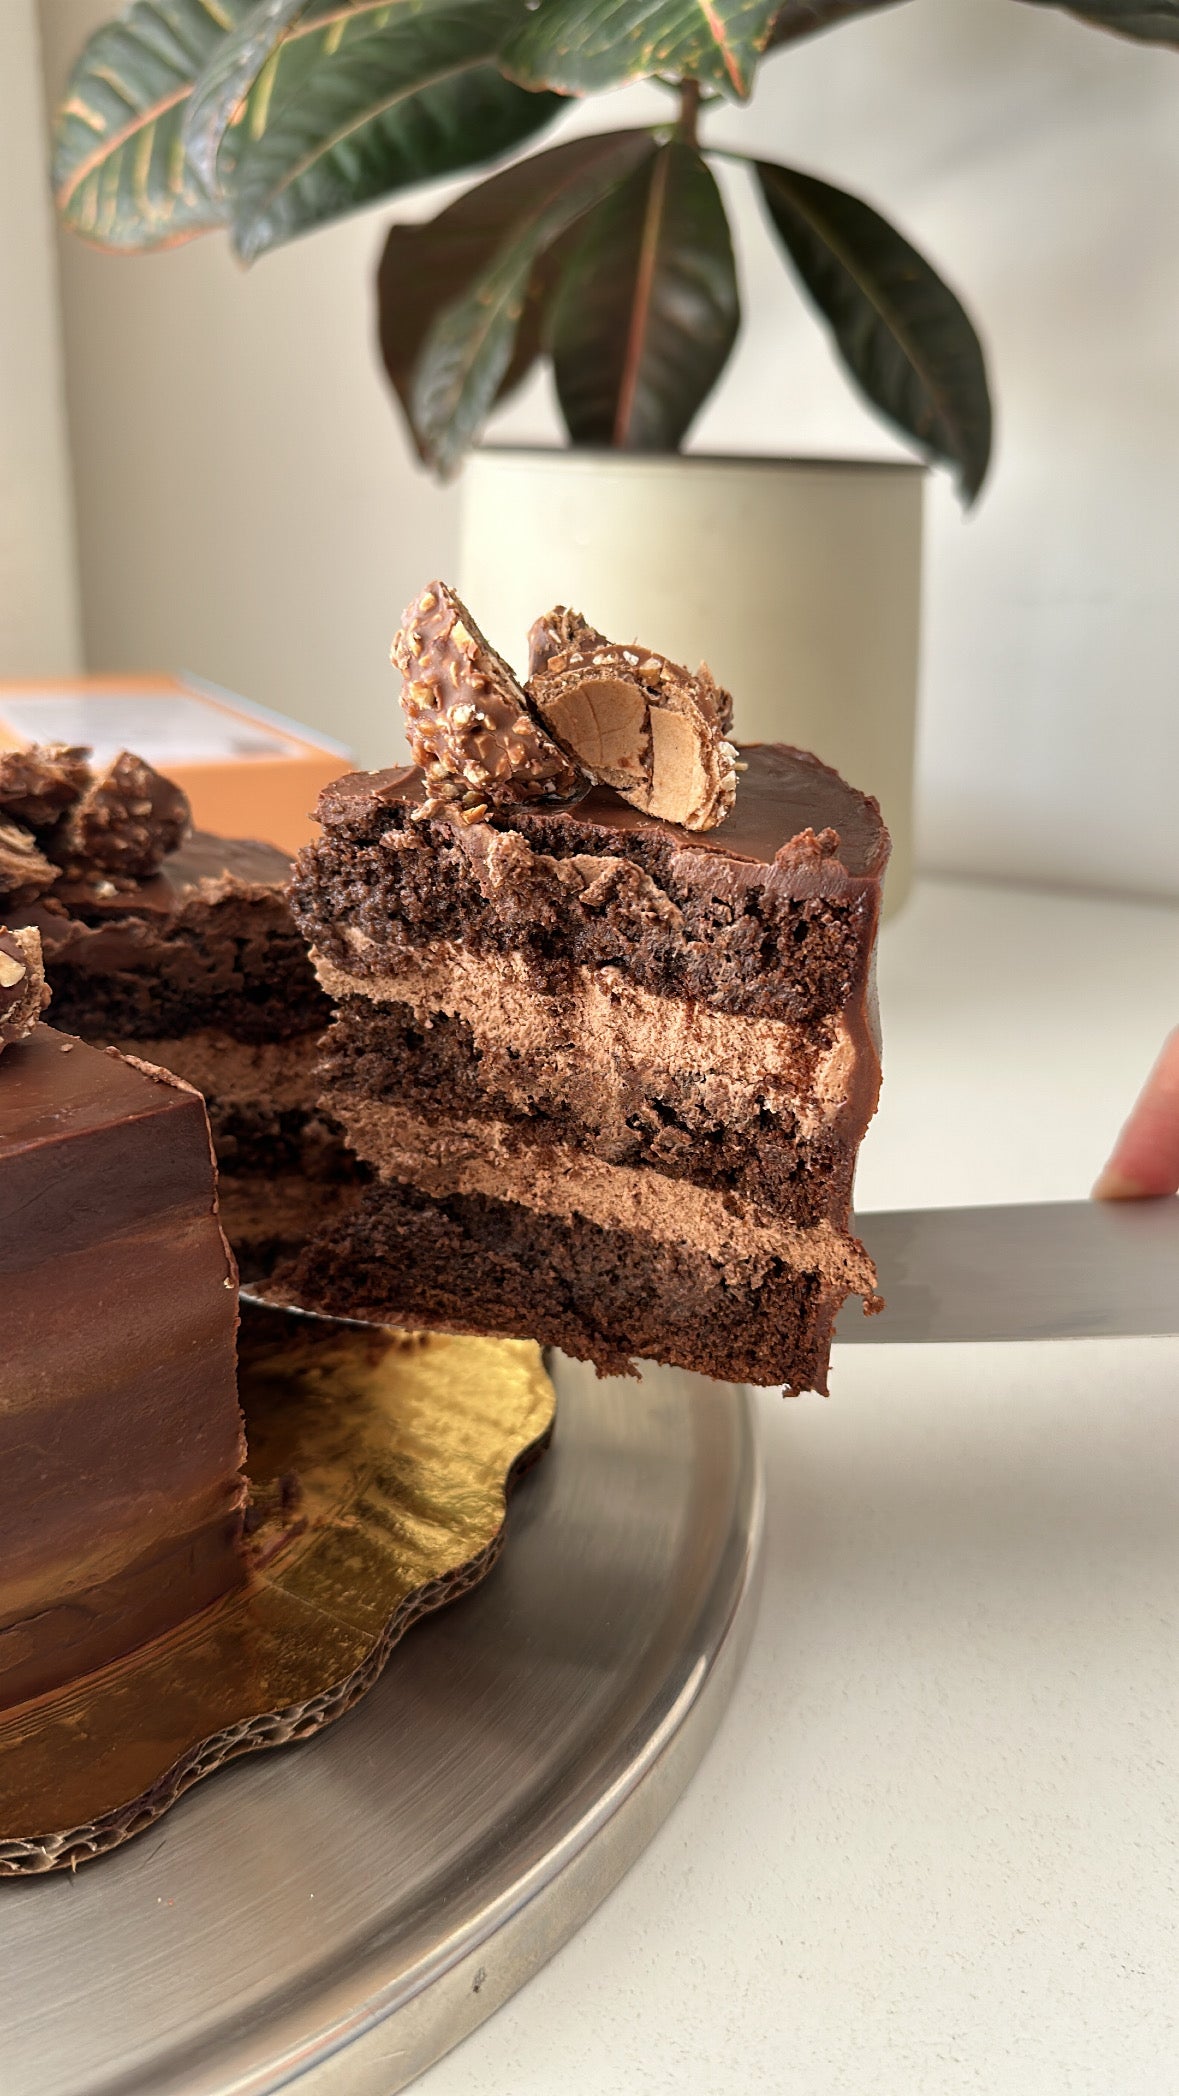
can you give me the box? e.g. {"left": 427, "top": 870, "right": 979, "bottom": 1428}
{"left": 38, "top": 0, "right": 1179, "bottom": 894}
{"left": 0, "top": 1, "right": 80, "bottom": 675}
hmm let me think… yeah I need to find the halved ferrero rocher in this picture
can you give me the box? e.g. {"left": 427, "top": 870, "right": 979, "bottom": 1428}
{"left": 526, "top": 608, "right": 738, "bottom": 832}
{"left": 0, "top": 926, "right": 50, "bottom": 1052}
{"left": 392, "top": 583, "right": 585, "bottom": 818}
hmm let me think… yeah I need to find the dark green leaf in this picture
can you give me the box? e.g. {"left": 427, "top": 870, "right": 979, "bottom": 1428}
{"left": 767, "top": 0, "right": 908, "bottom": 48}
{"left": 1019, "top": 0, "right": 1179, "bottom": 37}
{"left": 501, "top": 0, "right": 779, "bottom": 100}
{"left": 549, "top": 143, "right": 739, "bottom": 449}
{"left": 220, "top": 0, "right": 566, "bottom": 260}
{"left": 52, "top": 0, "right": 251, "bottom": 250}
{"left": 379, "top": 206, "right": 572, "bottom": 463}
{"left": 754, "top": 160, "right": 992, "bottom": 501}
{"left": 408, "top": 132, "right": 656, "bottom": 477}
{"left": 182, "top": 0, "right": 313, "bottom": 194}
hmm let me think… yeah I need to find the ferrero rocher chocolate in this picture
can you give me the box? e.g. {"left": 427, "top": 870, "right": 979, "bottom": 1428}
{"left": 50, "top": 749, "right": 191, "bottom": 883}
{"left": 392, "top": 582, "right": 584, "bottom": 819}
{"left": 527, "top": 608, "right": 738, "bottom": 832}
{"left": 0, "top": 927, "right": 50, "bottom": 1051}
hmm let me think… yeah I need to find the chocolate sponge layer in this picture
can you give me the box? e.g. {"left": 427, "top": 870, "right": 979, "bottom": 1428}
{"left": 323, "top": 994, "right": 855, "bottom": 1227}
{"left": 284, "top": 1180, "right": 841, "bottom": 1392}
{"left": 293, "top": 800, "right": 875, "bottom": 1026}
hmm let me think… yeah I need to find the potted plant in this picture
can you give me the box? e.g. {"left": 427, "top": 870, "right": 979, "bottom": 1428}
{"left": 51, "top": 0, "right": 1178, "bottom": 902}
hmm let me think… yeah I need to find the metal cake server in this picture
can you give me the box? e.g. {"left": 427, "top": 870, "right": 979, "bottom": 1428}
{"left": 839, "top": 1198, "right": 1179, "bottom": 1345}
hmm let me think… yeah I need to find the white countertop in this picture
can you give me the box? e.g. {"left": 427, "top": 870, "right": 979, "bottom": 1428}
{"left": 419, "top": 877, "right": 1179, "bottom": 2096}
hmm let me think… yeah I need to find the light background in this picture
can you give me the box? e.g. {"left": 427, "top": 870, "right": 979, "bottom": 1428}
{"left": 12, "top": 0, "right": 1179, "bottom": 895}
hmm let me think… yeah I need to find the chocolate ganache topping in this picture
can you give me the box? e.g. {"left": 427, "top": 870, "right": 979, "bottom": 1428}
{"left": 391, "top": 584, "right": 739, "bottom": 833}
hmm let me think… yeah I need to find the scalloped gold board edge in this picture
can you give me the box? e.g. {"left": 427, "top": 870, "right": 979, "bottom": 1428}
{"left": 0, "top": 1305, "right": 555, "bottom": 1874}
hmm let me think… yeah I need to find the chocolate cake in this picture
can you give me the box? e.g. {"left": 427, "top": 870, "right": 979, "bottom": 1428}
{"left": 2, "top": 745, "right": 360, "bottom": 1279}
{"left": 286, "top": 584, "right": 888, "bottom": 1391}
{"left": 0, "top": 1017, "right": 245, "bottom": 1711}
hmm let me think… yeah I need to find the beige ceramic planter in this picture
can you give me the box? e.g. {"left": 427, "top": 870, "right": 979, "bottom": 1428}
{"left": 458, "top": 449, "right": 923, "bottom": 911}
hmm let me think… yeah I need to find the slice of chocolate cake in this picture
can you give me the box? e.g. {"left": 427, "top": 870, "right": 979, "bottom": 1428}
{"left": 285, "top": 585, "right": 887, "bottom": 1391}
{"left": 3, "top": 746, "right": 361, "bottom": 1281}
{"left": 0, "top": 1010, "right": 246, "bottom": 1711}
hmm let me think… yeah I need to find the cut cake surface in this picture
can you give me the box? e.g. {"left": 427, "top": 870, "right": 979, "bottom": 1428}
{"left": 287, "top": 742, "right": 888, "bottom": 1390}
{"left": 14, "top": 829, "right": 363, "bottom": 1280}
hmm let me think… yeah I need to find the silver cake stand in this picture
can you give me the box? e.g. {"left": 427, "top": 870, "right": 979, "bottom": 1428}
{"left": 1, "top": 1353, "right": 763, "bottom": 2096}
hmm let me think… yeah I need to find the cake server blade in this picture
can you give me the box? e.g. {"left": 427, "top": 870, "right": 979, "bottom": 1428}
{"left": 837, "top": 1198, "right": 1179, "bottom": 1344}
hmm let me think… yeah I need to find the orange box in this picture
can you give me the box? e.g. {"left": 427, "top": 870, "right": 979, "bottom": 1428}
{"left": 0, "top": 673, "right": 352, "bottom": 855}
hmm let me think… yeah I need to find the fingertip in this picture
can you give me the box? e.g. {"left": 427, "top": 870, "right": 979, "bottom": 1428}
{"left": 1092, "top": 1167, "right": 1152, "bottom": 1202}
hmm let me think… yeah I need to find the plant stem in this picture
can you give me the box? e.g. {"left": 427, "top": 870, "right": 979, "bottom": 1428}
{"left": 677, "top": 78, "right": 701, "bottom": 147}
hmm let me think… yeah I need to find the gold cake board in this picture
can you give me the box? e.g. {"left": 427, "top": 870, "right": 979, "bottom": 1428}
{"left": 0, "top": 1304, "right": 555, "bottom": 1869}
{"left": 0, "top": 1343, "right": 763, "bottom": 2095}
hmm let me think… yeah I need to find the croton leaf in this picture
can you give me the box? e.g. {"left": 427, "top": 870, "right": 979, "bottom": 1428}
{"left": 52, "top": 0, "right": 251, "bottom": 250}
{"left": 754, "top": 160, "right": 992, "bottom": 501}
{"left": 182, "top": 0, "right": 314, "bottom": 194}
{"left": 379, "top": 197, "right": 574, "bottom": 463}
{"left": 549, "top": 143, "right": 739, "bottom": 449}
{"left": 1017, "top": 0, "right": 1179, "bottom": 37}
{"left": 767, "top": 0, "right": 908, "bottom": 47}
{"left": 408, "top": 131, "right": 656, "bottom": 477}
{"left": 501, "top": 0, "right": 779, "bottom": 100}
{"left": 214, "top": 0, "right": 566, "bottom": 262}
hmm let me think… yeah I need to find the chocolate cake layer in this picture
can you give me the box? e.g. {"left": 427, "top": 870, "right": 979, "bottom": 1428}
{"left": 288, "top": 1180, "right": 840, "bottom": 1391}
{"left": 130, "top": 1031, "right": 355, "bottom": 1178}
{"left": 25, "top": 834, "right": 326, "bottom": 1043}
{"left": 12, "top": 827, "right": 361, "bottom": 1277}
{"left": 323, "top": 994, "right": 857, "bottom": 1224}
{"left": 0, "top": 1028, "right": 245, "bottom": 1710}
{"left": 290, "top": 740, "right": 887, "bottom": 1387}
{"left": 295, "top": 745, "right": 885, "bottom": 1027}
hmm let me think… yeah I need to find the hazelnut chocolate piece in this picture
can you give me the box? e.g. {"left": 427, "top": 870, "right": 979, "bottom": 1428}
{"left": 392, "top": 583, "right": 584, "bottom": 815}
{"left": 49, "top": 750, "right": 191, "bottom": 883}
{"left": 0, "top": 817, "right": 58, "bottom": 902}
{"left": 0, "top": 926, "right": 50, "bottom": 1051}
{"left": 0, "top": 743, "right": 91, "bottom": 830}
{"left": 527, "top": 614, "right": 738, "bottom": 832}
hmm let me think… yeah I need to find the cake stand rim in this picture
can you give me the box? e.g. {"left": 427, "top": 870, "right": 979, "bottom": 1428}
{"left": 256, "top": 1376, "right": 767, "bottom": 2096}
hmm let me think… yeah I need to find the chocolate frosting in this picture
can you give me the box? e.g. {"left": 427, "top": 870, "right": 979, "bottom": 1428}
{"left": 1, "top": 1026, "right": 245, "bottom": 1712}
